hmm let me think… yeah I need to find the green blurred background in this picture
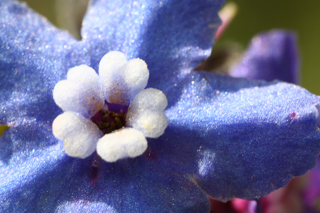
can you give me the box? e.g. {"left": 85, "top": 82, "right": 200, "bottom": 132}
{"left": 219, "top": 1, "right": 320, "bottom": 95}
{"left": 20, "top": 0, "right": 320, "bottom": 95}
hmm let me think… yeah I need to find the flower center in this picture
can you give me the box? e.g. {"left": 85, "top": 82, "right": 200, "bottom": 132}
{"left": 52, "top": 51, "right": 169, "bottom": 162}
{"left": 91, "top": 102, "right": 128, "bottom": 134}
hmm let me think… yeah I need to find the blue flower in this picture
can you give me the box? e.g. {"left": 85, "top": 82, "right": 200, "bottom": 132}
{"left": 0, "top": 0, "right": 320, "bottom": 212}
{"left": 210, "top": 30, "right": 306, "bottom": 212}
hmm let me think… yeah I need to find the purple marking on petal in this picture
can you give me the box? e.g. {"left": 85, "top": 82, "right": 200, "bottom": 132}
{"left": 289, "top": 112, "right": 297, "bottom": 119}
{"left": 143, "top": 146, "right": 158, "bottom": 162}
{"left": 89, "top": 154, "right": 103, "bottom": 186}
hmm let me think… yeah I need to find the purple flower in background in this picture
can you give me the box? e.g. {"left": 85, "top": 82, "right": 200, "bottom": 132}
{"left": 210, "top": 30, "right": 307, "bottom": 213}
{"left": 303, "top": 157, "right": 320, "bottom": 212}
{"left": 229, "top": 31, "right": 299, "bottom": 84}
{"left": 1, "top": 0, "right": 320, "bottom": 212}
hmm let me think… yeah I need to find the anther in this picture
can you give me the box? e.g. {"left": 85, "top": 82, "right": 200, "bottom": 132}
{"left": 108, "top": 122, "right": 116, "bottom": 133}
{"left": 103, "top": 112, "right": 111, "bottom": 122}
{"left": 114, "top": 117, "right": 123, "bottom": 129}
{"left": 92, "top": 106, "right": 127, "bottom": 134}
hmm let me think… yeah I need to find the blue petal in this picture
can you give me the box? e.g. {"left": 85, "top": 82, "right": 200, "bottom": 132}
{"left": 0, "top": 130, "right": 64, "bottom": 205}
{"left": 1, "top": 149, "right": 210, "bottom": 212}
{"left": 56, "top": 201, "right": 116, "bottom": 213}
{"left": 165, "top": 71, "right": 320, "bottom": 200}
{"left": 0, "top": 120, "right": 59, "bottom": 163}
{"left": 0, "top": 1, "right": 219, "bottom": 210}
{"left": 0, "top": 0, "right": 90, "bottom": 125}
{"left": 230, "top": 30, "right": 300, "bottom": 84}
{"left": 2, "top": 0, "right": 318, "bottom": 210}
{"left": 82, "top": 0, "right": 224, "bottom": 92}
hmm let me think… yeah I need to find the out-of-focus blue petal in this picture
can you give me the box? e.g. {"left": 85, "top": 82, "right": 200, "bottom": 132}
{"left": 230, "top": 31, "right": 299, "bottom": 84}
{"left": 1, "top": 150, "right": 210, "bottom": 212}
{"left": 165, "top": 71, "right": 320, "bottom": 200}
{"left": 0, "top": 0, "right": 89, "bottom": 125}
{"left": 303, "top": 156, "right": 320, "bottom": 205}
{"left": 82, "top": 0, "right": 224, "bottom": 93}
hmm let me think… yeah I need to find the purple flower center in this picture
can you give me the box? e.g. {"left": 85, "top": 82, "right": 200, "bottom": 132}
{"left": 91, "top": 101, "right": 129, "bottom": 134}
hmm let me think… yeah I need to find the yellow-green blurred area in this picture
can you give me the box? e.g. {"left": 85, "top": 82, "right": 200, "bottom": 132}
{"left": 0, "top": 125, "right": 9, "bottom": 136}
{"left": 20, "top": 0, "right": 320, "bottom": 95}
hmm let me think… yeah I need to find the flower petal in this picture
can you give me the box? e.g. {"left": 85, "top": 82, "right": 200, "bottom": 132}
{"left": 99, "top": 51, "right": 149, "bottom": 105}
{"left": 53, "top": 112, "right": 103, "bottom": 159}
{"left": 0, "top": 0, "right": 88, "bottom": 125}
{"left": 56, "top": 201, "right": 116, "bottom": 213}
{"left": 82, "top": 0, "right": 224, "bottom": 92}
{"left": 97, "top": 128, "right": 147, "bottom": 162}
{"left": 230, "top": 30, "right": 300, "bottom": 84}
{"left": 53, "top": 65, "right": 105, "bottom": 118}
{"left": 0, "top": 120, "right": 58, "bottom": 163}
{"left": 127, "top": 88, "right": 168, "bottom": 138}
{"left": 0, "top": 124, "right": 64, "bottom": 198}
{"left": 303, "top": 156, "right": 320, "bottom": 205}
{"left": 128, "top": 110, "right": 168, "bottom": 138}
{"left": 165, "top": 71, "right": 320, "bottom": 200}
{"left": 128, "top": 88, "right": 168, "bottom": 111}
{"left": 1, "top": 153, "right": 210, "bottom": 212}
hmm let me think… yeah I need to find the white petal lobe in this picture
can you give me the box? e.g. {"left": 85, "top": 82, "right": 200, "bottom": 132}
{"left": 98, "top": 51, "right": 149, "bottom": 105}
{"left": 124, "top": 58, "right": 149, "bottom": 100}
{"left": 99, "top": 51, "right": 128, "bottom": 104}
{"left": 127, "top": 88, "right": 168, "bottom": 138}
{"left": 97, "top": 128, "right": 147, "bottom": 162}
{"left": 127, "top": 110, "right": 168, "bottom": 138}
{"left": 67, "top": 65, "right": 100, "bottom": 83}
{"left": 99, "top": 51, "right": 127, "bottom": 80}
{"left": 53, "top": 65, "right": 105, "bottom": 118}
{"left": 129, "top": 88, "right": 168, "bottom": 111}
{"left": 53, "top": 112, "right": 103, "bottom": 158}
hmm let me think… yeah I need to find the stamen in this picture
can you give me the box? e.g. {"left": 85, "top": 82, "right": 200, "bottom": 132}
{"left": 91, "top": 103, "right": 128, "bottom": 134}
